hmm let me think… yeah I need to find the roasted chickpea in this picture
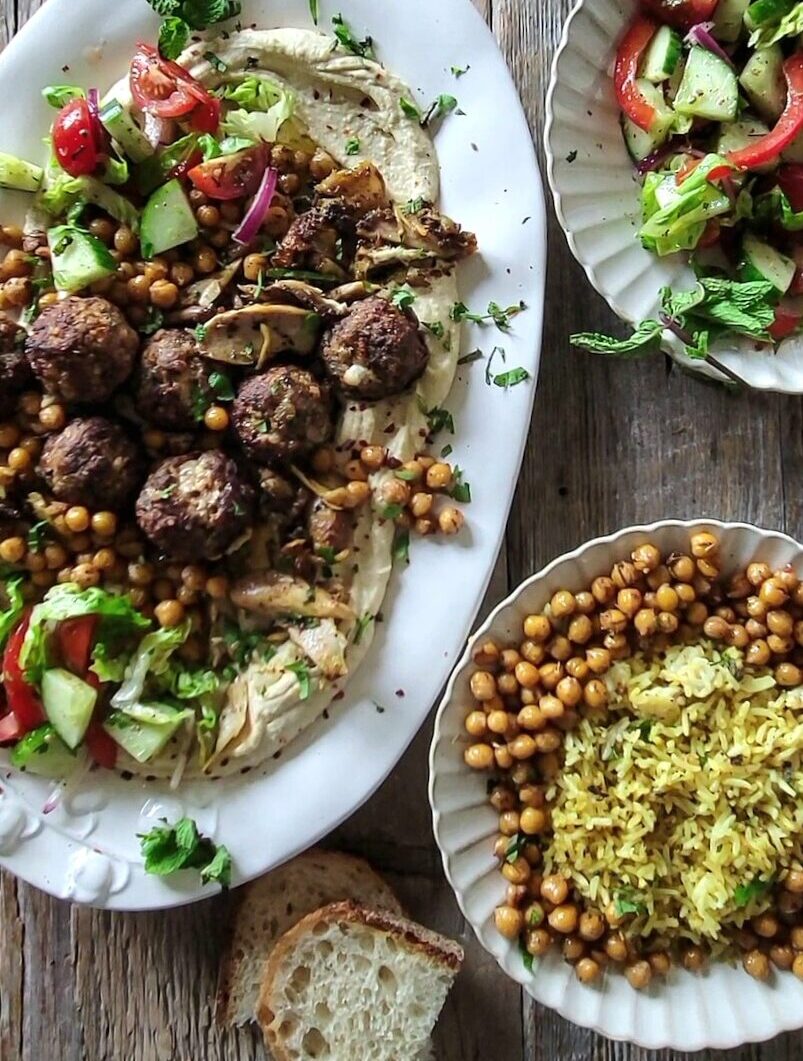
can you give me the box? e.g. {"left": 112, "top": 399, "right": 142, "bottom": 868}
{"left": 578, "top": 911, "right": 606, "bottom": 942}
{"left": 743, "top": 949, "right": 770, "bottom": 981}
{"left": 548, "top": 904, "right": 579, "bottom": 934}
{"left": 624, "top": 960, "right": 652, "bottom": 990}
{"left": 464, "top": 743, "right": 494, "bottom": 770}
{"left": 576, "top": 957, "right": 601, "bottom": 984}
{"left": 540, "top": 875, "right": 569, "bottom": 905}
{"left": 523, "top": 614, "right": 551, "bottom": 642}
{"left": 550, "top": 590, "right": 576, "bottom": 618}
{"left": 494, "top": 905, "right": 524, "bottom": 940}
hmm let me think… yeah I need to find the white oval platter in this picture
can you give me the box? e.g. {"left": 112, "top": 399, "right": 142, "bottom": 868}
{"left": 0, "top": 0, "right": 545, "bottom": 908}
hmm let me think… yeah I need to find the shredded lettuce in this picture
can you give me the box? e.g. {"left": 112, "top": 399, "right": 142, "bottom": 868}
{"left": 164, "top": 662, "right": 219, "bottom": 699}
{"left": 39, "top": 169, "right": 140, "bottom": 232}
{"left": 110, "top": 621, "right": 191, "bottom": 712}
{"left": 21, "top": 585, "right": 151, "bottom": 685}
{"left": 221, "top": 76, "right": 295, "bottom": 142}
{"left": 640, "top": 155, "right": 738, "bottom": 257}
{"left": 0, "top": 576, "right": 25, "bottom": 652}
{"left": 749, "top": 3, "right": 803, "bottom": 47}
{"left": 196, "top": 700, "right": 219, "bottom": 767}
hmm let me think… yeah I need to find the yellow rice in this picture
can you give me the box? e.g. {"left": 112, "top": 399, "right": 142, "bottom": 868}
{"left": 544, "top": 641, "right": 803, "bottom": 945}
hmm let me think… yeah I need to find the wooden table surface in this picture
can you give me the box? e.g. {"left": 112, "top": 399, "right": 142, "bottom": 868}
{"left": 1, "top": 0, "right": 802, "bottom": 1058}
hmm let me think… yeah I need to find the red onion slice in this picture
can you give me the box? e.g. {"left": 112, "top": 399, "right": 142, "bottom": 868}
{"left": 234, "top": 166, "right": 279, "bottom": 246}
{"left": 87, "top": 87, "right": 108, "bottom": 154}
{"left": 685, "top": 23, "right": 734, "bottom": 68}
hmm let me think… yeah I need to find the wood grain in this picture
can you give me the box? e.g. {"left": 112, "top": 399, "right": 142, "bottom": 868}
{"left": 1, "top": 1, "right": 802, "bottom": 1059}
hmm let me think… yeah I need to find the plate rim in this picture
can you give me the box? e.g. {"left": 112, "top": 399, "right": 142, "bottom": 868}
{"left": 429, "top": 516, "right": 803, "bottom": 1050}
{"left": 0, "top": 0, "right": 548, "bottom": 909}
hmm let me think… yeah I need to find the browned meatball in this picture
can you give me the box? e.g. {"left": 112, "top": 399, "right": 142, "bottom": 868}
{"left": 320, "top": 296, "right": 429, "bottom": 400}
{"left": 0, "top": 314, "right": 31, "bottom": 419}
{"left": 25, "top": 296, "right": 138, "bottom": 404}
{"left": 136, "top": 451, "right": 253, "bottom": 562}
{"left": 232, "top": 365, "right": 333, "bottom": 464}
{"left": 38, "top": 417, "right": 142, "bottom": 511}
{"left": 135, "top": 329, "right": 219, "bottom": 430}
{"left": 272, "top": 199, "right": 355, "bottom": 272}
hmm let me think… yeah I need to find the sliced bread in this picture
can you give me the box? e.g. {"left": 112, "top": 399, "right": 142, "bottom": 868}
{"left": 215, "top": 849, "right": 402, "bottom": 1027}
{"left": 257, "top": 900, "right": 464, "bottom": 1061}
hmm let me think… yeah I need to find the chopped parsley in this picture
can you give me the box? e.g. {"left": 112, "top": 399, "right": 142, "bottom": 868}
{"left": 139, "top": 306, "right": 165, "bottom": 336}
{"left": 451, "top": 300, "right": 527, "bottom": 329}
{"left": 519, "top": 937, "right": 534, "bottom": 973}
{"left": 138, "top": 816, "right": 232, "bottom": 888}
{"left": 332, "top": 13, "right": 374, "bottom": 58}
{"left": 457, "top": 349, "right": 483, "bottom": 366}
{"left": 505, "top": 833, "right": 526, "bottom": 863}
{"left": 423, "top": 320, "right": 445, "bottom": 339}
{"left": 399, "top": 96, "right": 422, "bottom": 120}
{"left": 390, "top": 284, "right": 416, "bottom": 310}
{"left": 208, "top": 370, "right": 235, "bottom": 402}
{"left": 392, "top": 527, "right": 410, "bottom": 565}
{"left": 403, "top": 196, "right": 426, "bottom": 215}
{"left": 394, "top": 468, "right": 420, "bottom": 482}
{"left": 422, "top": 94, "right": 460, "bottom": 127}
{"left": 27, "top": 521, "right": 50, "bottom": 553}
{"left": 345, "top": 136, "right": 361, "bottom": 156}
{"left": 194, "top": 323, "right": 208, "bottom": 342}
{"left": 492, "top": 367, "right": 531, "bottom": 390}
{"left": 309, "top": 0, "right": 319, "bottom": 24}
{"left": 286, "top": 660, "right": 312, "bottom": 700}
{"left": 449, "top": 467, "right": 472, "bottom": 504}
{"left": 440, "top": 444, "right": 453, "bottom": 459}
{"left": 421, "top": 403, "right": 455, "bottom": 436}
{"left": 451, "top": 65, "right": 470, "bottom": 77}
{"left": 629, "top": 718, "right": 653, "bottom": 741}
{"left": 734, "top": 876, "right": 774, "bottom": 909}
{"left": 614, "top": 888, "right": 647, "bottom": 917}
{"left": 379, "top": 503, "right": 404, "bottom": 521}
{"left": 353, "top": 613, "right": 374, "bottom": 645}
{"left": 191, "top": 384, "right": 212, "bottom": 421}
{"left": 566, "top": 149, "right": 578, "bottom": 164}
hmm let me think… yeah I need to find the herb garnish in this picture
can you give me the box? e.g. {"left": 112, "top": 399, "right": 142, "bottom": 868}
{"left": 457, "top": 349, "right": 483, "bottom": 366}
{"left": 519, "top": 937, "right": 534, "bottom": 973}
{"left": 734, "top": 876, "right": 774, "bottom": 908}
{"left": 614, "top": 888, "right": 647, "bottom": 917}
{"left": 309, "top": 0, "right": 319, "bottom": 24}
{"left": 286, "top": 660, "right": 312, "bottom": 700}
{"left": 27, "top": 521, "right": 50, "bottom": 553}
{"left": 419, "top": 402, "right": 455, "bottom": 437}
{"left": 159, "top": 16, "right": 190, "bottom": 60}
{"left": 449, "top": 467, "right": 472, "bottom": 504}
{"left": 403, "top": 196, "right": 426, "bottom": 215}
{"left": 392, "top": 527, "right": 410, "bottom": 565}
{"left": 423, "top": 320, "right": 445, "bottom": 339}
{"left": 146, "top": 0, "right": 242, "bottom": 60}
{"left": 204, "top": 50, "right": 228, "bottom": 72}
{"left": 493, "top": 367, "right": 530, "bottom": 389}
{"left": 451, "top": 300, "right": 526, "bottom": 329}
{"left": 451, "top": 65, "right": 469, "bottom": 77}
{"left": 390, "top": 284, "right": 416, "bottom": 310}
{"left": 139, "top": 816, "right": 232, "bottom": 888}
{"left": 208, "top": 369, "right": 235, "bottom": 401}
{"left": 399, "top": 97, "right": 422, "bottom": 120}
{"left": 194, "top": 323, "right": 208, "bottom": 342}
{"left": 345, "top": 137, "right": 361, "bottom": 156}
{"left": 379, "top": 503, "right": 404, "bottom": 521}
{"left": 440, "top": 444, "right": 453, "bottom": 458}
{"left": 422, "top": 94, "right": 460, "bottom": 127}
{"left": 566, "top": 149, "right": 578, "bottom": 164}
{"left": 353, "top": 613, "right": 373, "bottom": 645}
{"left": 139, "top": 307, "right": 165, "bottom": 336}
{"left": 505, "top": 833, "right": 526, "bottom": 863}
{"left": 332, "top": 13, "right": 374, "bottom": 58}
{"left": 41, "top": 85, "right": 85, "bottom": 109}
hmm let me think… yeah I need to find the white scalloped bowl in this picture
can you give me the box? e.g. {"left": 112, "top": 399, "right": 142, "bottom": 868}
{"left": 545, "top": 0, "right": 803, "bottom": 394}
{"left": 430, "top": 519, "right": 803, "bottom": 1050}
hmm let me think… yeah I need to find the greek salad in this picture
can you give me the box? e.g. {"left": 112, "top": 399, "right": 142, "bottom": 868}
{"left": 573, "top": 0, "right": 803, "bottom": 363}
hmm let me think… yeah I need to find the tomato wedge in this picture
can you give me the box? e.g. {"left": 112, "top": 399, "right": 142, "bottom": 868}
{"left": 614, "top": 17, "right": 659, "bottom": 133}
{"left": 0, "top": 712, "right": 22, "bottom": 744}
{"left": 52, "top": 98, "right": 102, "bottom": 177}
{"left": 57, "top": 616, "right": 97, "bottom": 677}
{"left": 188, "top": 145, "right": 269, "bottom": 200}
{"left": 130, "top": 44, "right": 219, "bottom": 134}
{"left": 85, "top": 722, "right": 117, "bottom": 770}
{"left": 729, "top": 56, "right": 803, "bottom": 171}
{"left": 641, "top": 0, "right": 719, "bottom": 29}
{"left": 769, "top": 307, "right": 802, "bottom": 340}
{"left": 2, "top": 615, "right": 44, "bottom": 733}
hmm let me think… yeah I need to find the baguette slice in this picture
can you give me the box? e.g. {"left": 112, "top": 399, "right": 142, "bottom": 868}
{"left": 216, "top": 850, "right": 402, "bottom": 1027}
{"left": 257, "top": 901, "right": 464, "bottom": 1061}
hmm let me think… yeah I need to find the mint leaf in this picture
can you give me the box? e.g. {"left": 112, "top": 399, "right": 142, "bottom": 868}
{"left": 332, "top": 13, "right": 374, "bottom": 58}
{"left": 571, "top": 320, "right": 663, "bottom": 358}
{"left": 200, "top": 844, "right": 232, "bottom": 887}
{"left": 391, "top": 284, "right": 416, "bottom": 310}
{"left": 159, "top": 16, "right": 190, "bottom": 59}
{"left": 400, "top": 97, "right": 421, "bottom": 120}
{"left": 309, "top": 0, "right": 320, "bottom": 24}
{"left": 139, "top": 816, "right": 233, "bottom": 888}
{"left": 493, "top": 367, "right": 530, "bottom": 389}
{"left": 392, "top": 527, "right": 410, "bottom": 565}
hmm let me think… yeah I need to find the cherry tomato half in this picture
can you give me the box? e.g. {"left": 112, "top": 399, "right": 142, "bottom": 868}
{"left": 52, "top": 98, "right": 102, "bottom": 177}
{"left": 85, "top": 722, "right": 117, "bottom": 770}
{"left": 0, "top": 712, "right": 22, "bottom": 744}
{"left": 640, "top": 0, "right": 718, "bottom": 29}
{"left": 57, "top": 615, "right": 98, "bottom": 677}
{"left": 130, "top": 44, "right": 219, "bottom": 134}
{"left": 188, "top": 145, "right": 269, "bottom": 200}
{"left": 2, "top": 615, "right": 45, "bottom": 733}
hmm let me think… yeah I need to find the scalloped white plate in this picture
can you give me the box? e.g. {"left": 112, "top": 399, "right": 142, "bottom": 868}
{"left": 430, "top": 519, "right": 803, "bottom": 1050}
{"left": 0, "top": 0, "right": 545, "bottom": 909}
{"left": 545, "top": 0, "right": 803, "bottom": 394}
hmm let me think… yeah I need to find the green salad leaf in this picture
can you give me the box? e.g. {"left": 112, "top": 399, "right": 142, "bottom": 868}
{"left": 42, "top": 85, "right": 85, "bottom": 109}
{"left": 110, "top": 621, "right": 191, "bottom": 710}
{"left": 139, "top": 815, "right": 232, "bottom": 887}
{"left": 755, "top": 188, "right": 803, "bottom": 232}
{"left": 640, "top": 155, "right": 737, "bottom": 257}
{"left": 0, "top": 575, "right": 24, "bottom": 652}
{"left": 159, "top": 15, "right": 190, "bottom": 60}
{"left": 734, "top": 875, "right": 774, "bottom": 908}
{"left": 221, "top": 77, "right": 295, "bottom": 143}
{"left": 332, "top": 13, "right": 374, "bottom": 58}
{"left": 748, "top": 2, "right": 803, "bottom": 47}
{"left": 40, "top": 169, "right": 140, "bottom": 232}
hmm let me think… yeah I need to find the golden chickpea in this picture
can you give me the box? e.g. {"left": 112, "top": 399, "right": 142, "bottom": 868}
{"left": 686, "top": 601, "right": 708, "bottom": 626}
{"left": 681, "top": 946, "right": 706, "bottom": 972}
{"left": 202, "top": 405, "right": 229, "bottom": 433}
{"left": 150, "top": 279, "right": 179, "bottom": 309}
{"left": 675, "top": 582, "right": 696, "bottom": 604}
{"left": 540, "top": 874, "right": 569, "bottom": 905}
{"left": 703, "top": 615, "right": 730, "bottom": 640}
{"left": 513, "top": 661, "right": 539, "bottom": 690}
{"left": 464, "top": 743, "right": 494, "bottom": 770}
{"left": 526, "top": 928, "right": 552, "bottom": 957}
{"left": 745, "top": 619, "right": 767, "bottom": 639}
{"left": 632, "top": 608, "right": 657, "bottom": 638}
{"left": 753, "top": 913, "right": 780, "bottom": 939}
{"left": 473, "top": 639, "right": 500, "bottom": 667}
{"left": 196, "top": 204, "right": 221, "bottom": 228}
{"left": 170, "top": 261, "right": 195, "bottom": 288}
{"left": 657, "top": 612, "right": 679, "bottom": 634}
{"left": 7, "top": 447, "right": 31, "bottom": 473}
{"left": 439, "top": 507, "right": 464, "bottom": 536}
{"left": 743, "top": 949, "right": 770, "bottom": 982}
{"left": 343, "top": 481, "right": 370, "bottom": 509}
{"left": 194, "top": 247, "right": 217, "bottom": 274}
{"left": 517, "top": 705, "right": 545, "bottom": 732}
{"left": 113, "top": 225, "right": 138, "bottom": 255}
{"left": 538, "top": 661, "right": 563, "bottom": 690}
{"left": 565, "top": 657, "right": 589, "bottom": 682}
{"left": 793, "top": 954, "right": 803, "bottom": 980}
{"left": 555, "top": 678, "right": 582, "bottom": 708}
{"left": 586, "top": 647, "right": 611, "bottom": 674}
{"left": 786, "top": 870, "right": 803, "bottom": 894}
{"left": 43, "top": 543, "right": 68, "bottom": 570}
{"left": 562, "top": 936, "right": 585, "bottom": 963}
{"left": 72, "top": 562, "right": 99, "bottom": 588}
{"left": 499, "top": 810, "right": 520, "bottom": 837}
{"left": 605, "top": 934, "right": 628, "bottom": 963}
{"left": 564, "top": 614, "right": 591, "bottom": 645}
{"left": 486, "top": 711, "right": 511, "bottom": 737}
{"left": 550, "top": 590, "right": 576, "bottom": 618}
{"left": 494, "top": 745, "right": 514, "bottom": 769}
{"left": 591, "top": 576, "right": 615, "bottom": 604}
{"left": 494, "top": 905, "right": 524, "bottom": 940}
{"left": 760, "top": 578, "right": 789, "bottom": 607}
{"left": 38, "top": 403, "right": 67, "bottom": 432}
{"left": 648, "top": 951, "right": 671, "bottom": 976}
{"left": 502, "top": 857, "right": 531, "bottom": 885}
{"left": 582, "top": 679, "right": 607, "bottom": 710}
{"left": 0, "top": 537, "right": 25, "bottom": 564}
{"left": 500, "top": 649, "right": 521, "bottom": 672}
{"left": 509, "top": 734, "right": 537, "bottom": 760}
{"left": 747, "top": 561, "right": 771, "bottom": 586}
{"left": 523, "top": 614, "right": 551, "bottom": 642}
{"left": 548, "top": 904, "right": 579, "bottom": 934}
{"left": 470, "top": 670, "right": 496, "bottom": 702}
{"left": 547, "top": 635, "right": 572, "bottom": 662}
{"left": 625, "top": 960, "right": 652, "bottom": 990}
{"left": 767, "top": 610, "right": 793, "bottom": 637}
{"left": 776, "top": 662, "right": 803, "bottom": 686}
{"left": 425, "top": 462, "right": 452, "bottom": 491}
{"left": 520, "top": 807, "right": 548, "bottom": 835}
{"left": 64, "top": 506, "right": 90, "bottom": 533}
{"left": 519, "top": 784, "right": 545, "bottom": 809}
{"left": 464, "top": 710, "right": 488, "bottom": 738}
{"left": 538, "top": 694, "right": 563, "bottom": 721}
{"left": 746, "top": 639, "right": 771, "bottom": 666}
{"left": 655, "top": 584, "right": 679, "bottom": 612}
{"left": 575, "top": 957, "right": 601, "bottom": 984}
{"left": 768, "top": 633, "right": 794, "bottom": 655}
{"left": 520, "top": 640, "right": 545, "bottom": 666}
{"left": 775, "top": 566, "right": 799, "bottom": 592}
{"left": 600, "top": 608, "right": 627, "bottom": 634}
{"left": 575, "top": 911, "right": 604, "bottom": 943}
{"left": 154, "top": 599, "right": 186, "bottom": 628}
